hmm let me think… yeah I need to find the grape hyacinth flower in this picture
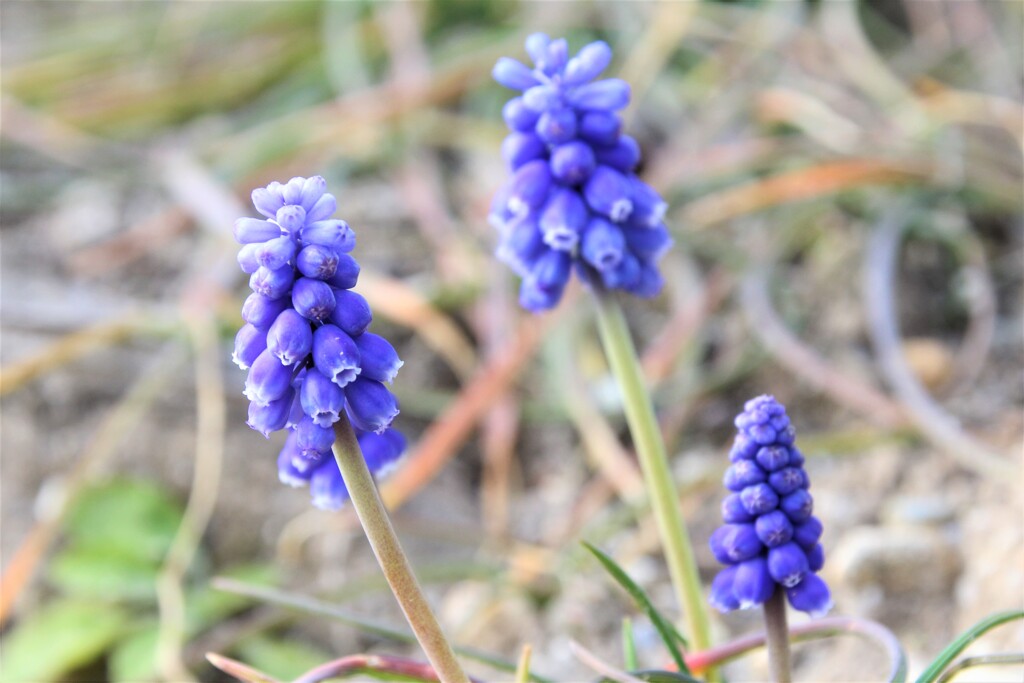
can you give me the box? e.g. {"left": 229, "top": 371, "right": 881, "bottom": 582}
{"left": 709, "top": 395, "right": 832, "bottom": 617}
{"left": 490, "top": 33, "right": 673, "bottom": 312}
{"left": 232, "top": 176, "right": 406, "bottom": 509}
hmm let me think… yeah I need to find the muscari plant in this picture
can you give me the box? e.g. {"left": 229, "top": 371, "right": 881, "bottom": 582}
{"left": 232, "top": 176, "right": 469, "bottom": 683}
{"left": 212, "top": 32, "right": 1023, "bottom": 683}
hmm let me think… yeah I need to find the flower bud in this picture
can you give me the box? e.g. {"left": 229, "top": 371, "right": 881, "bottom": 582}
{"left": 579, "top": 111, "right": 621, "bottom": 146}
{"left": 734, "top": 557, "right": 775, "bottom": 609}
{"left": 237, "top": 243, "right": 261, "bottom": 273}
{"left": 330, "top": 289, "right": 372, "bottom": 337}
{"left": 755, "top": 510, "right": 794, "bottom": 548}
{"left": 623, "top": 224, "right": 673, "bottom": 260}
{"left": 493, "top": 57, "right": 539, "bottom": 90}
{"left": 359, "top": 428, "right": 407, "bottom": 476}
{"left": 301, "top": 370, "right": 346, "bottom": 427}
{"left": 595, "top": 135, "right": 640, "bottom": 172}
{"left": 256, "top": 235, "right": 297, "bottom": 270}
{"left": 301, "top": 220, "right": 356, "bottom": 252}
{"left": 584, "top": 166, "right": 633, "bottom": 222}
{"left": 563, "top": 40, "right": 612, "bottom": 86}
{"left": 292, "top": 277, "right": 336, "bottom": 322}
{"left": 781, "top": 489, "right": 813, "bottom": 524}
{"left": 502, "top": 132, "right": 547, "bottom": 171}
{"left": 345, "top": 377, "right": 399, "bottom": 434}
{"left": 581, "top": 218, "right": 626, "bottom": 271}
{"left": 755, "top": 445, "right": 790, "bottom": 472}
{"left": 497, "top": 220, "right": 545, "bottom": 277}
{"left": 312, "top": 324, "right": 361, "bottom": 387}
{"left": 523, "top": 84, "right": 562, "bottom": 112}
{"left": 709, "top": 566, "right": 740, "bottom": 613}
{"left": 296, "top": 244, "right": 339, "bottom": 280}
{"left": 252, "top": 185, "right": 285, "bottom": 219}
{"left": 242, "top": 293, "right": 289, "bottom": 329}
{"left": 275, "top": 204, "right": 306, "bottom": 234}
{"left": 247, "top": 387, "right": 294, "bottom": 437}
{"left": 569, "top": 78, "right": 630, "bottom": 111}
{"left": 250, "top": 265, "right": 294, "bottom": 300}
{"left": 793, "top": 517, "right": 823, "bottom": 550}
{"left": 508, "top": 160, "right": 553, "bottom": 217}
{"left": 327, "top": 254, "right": 361, "bottom": 290}
{"left": 232, "top": 324, "right": 268, "bottom": 370}
{"left": 769, "top": 467, "right": 807, "bottom": 496}
{"left": 354, "top": 333, "right": 404, "bottom": 384}
{"left": 277, "top": 432, "right": 314, "bottom": 487}
{"left": 550, "top": 141, "right": 596, "bottom": 185}
{"left": 785, "top": 573, "right": 832, "bottom": 617}
{"left": 741, "top": 483, "right": 780, "bottom": 516}
{"left": 310, "top": 461, "right": 349, "bottom": 510}
{"left": 266, "top": 309, "right": 313, "bottom": 366}
{"left": 539, "top": 189, "right": 588, "bottom": 251}
{"left": 244, "top": 349, "right": 293, "bottom": 406}
{"left": 629, "top": 178, "right": 668, "bottom": 227}
{"left": 535, "top": 108, "right": 577, "bottom": 144}
{"left": 234, "top": 217, "right": 281, "bottom": 244}
{"left": 503, "top": 97, "right": 540, "bottom": 132}
{"left": 295, "top": 414, "right": 334, "bottom": 459}
{"left": 299, "top": 176, "right": 327, "bottom": 211}
{"left": 724, "top": 460, "right": 766, "bottom": 491}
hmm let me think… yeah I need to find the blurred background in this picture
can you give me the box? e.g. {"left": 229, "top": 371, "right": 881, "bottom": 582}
{"left": 1, "top": 1, "right": 1021, "bottom": 681}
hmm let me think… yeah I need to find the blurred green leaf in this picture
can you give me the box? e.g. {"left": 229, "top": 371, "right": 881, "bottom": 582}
{"left": 582, "top": 542, "right": 691, "bottom": 675}
{"left": 48, "top": 545, "right": 160, "bottom": 601}
{"left": 63, "top": 479, "right": 183, "bottom": 563}
{"left": 622, "top": 617, "right": 639, "bottom": 671}
{"left": 106, "top": 564, "right": 277, "bottom": 683}
{"left": 0, "top": 600, "right": 128, "bottom": 682}
{"left": 108, "top": 624, "right": 159, "bottom": 683}
{"left": 233, "top": 634, "right": 331, "bottom": 681}
{"left": 186, "top": 563, "right": 277, "bottom": 631}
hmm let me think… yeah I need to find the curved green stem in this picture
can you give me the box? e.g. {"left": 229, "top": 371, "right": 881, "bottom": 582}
{"left": 593, "top": 292, "right": 713, "bottom": 664}
{"left": 332, "top": 417, "right": 470, "bottom": 683}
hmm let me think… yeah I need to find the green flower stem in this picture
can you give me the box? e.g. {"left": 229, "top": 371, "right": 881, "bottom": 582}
{"left": 593, "top": 292, "right": 713, "bottom": 661}
{"left": 332, "top": 417, "right": 470, "bottom": 683}
{"left": 763, "top": 591, "right": 792, "bottom": 683}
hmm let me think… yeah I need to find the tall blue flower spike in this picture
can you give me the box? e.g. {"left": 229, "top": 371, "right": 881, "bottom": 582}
{"left": 709, "top": 396, "right": 832, "bottom": 617}
{"left": 233, "top": 176, "right": 406, "bottom": 510}
{"left": 491, "top": 33, "right": 673, "bottom": 312}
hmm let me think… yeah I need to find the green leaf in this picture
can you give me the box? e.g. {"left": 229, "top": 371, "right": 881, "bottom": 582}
{"left": 63, "top": 479, "right": 183, "bottom": 563}
{"left": 48, "top": 545, "right": 160, "bottom": 602}
{"left": 232, "top": 634, "right": 331, "bottom": 681}
{"left": 582, "top": 541, "right": 691, "bottom": 675}
{"left": 915, "top": 610, "right": 1024, "bottom": 683}
{"left": 622, "top": 618, "right": 639, "bottom": 671}
{"left": 108, "top": 624, "right": 159, "bottom": 683}
{"left": 0, "top": 600, "right": 128, "bottom": 682}
{"left": 186, "top": 563, "right": 277, "bottom": 632}
{"left": 106, "top": 564, "right": 277, "bottom": 683}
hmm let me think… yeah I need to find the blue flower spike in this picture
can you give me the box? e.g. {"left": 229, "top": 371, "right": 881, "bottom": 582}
{"left": 709, "top": 396, "right": 832, "bottom": 617}
{"left": 491, "top": 34, "right": 672, "bottom": 312}
{"left": 232, "top": 177, "right": 407, "bottom": 510}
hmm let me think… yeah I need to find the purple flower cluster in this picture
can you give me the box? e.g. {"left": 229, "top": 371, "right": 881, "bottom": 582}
{"left": 232, "top": 176, "right": 406, "bottom": 510}
{"left": 489, "top": 33, "right": 673, "bottom": 312}
{"left": 709, "top": 396, "right": 832, "bottom": 617}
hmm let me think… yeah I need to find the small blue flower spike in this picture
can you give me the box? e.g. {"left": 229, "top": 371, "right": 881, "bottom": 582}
{"left": 233, "top": 176, "right": 407, "bottom": 509}
{"left": 709, "top": 396, "right": 832, "bottom": 617}
{"left": 491, "top": 33, "right": 672, "bottom": 312}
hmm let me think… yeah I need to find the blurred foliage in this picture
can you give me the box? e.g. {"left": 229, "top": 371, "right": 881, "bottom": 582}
{"left": 0, "top": 478, "right": 279, "bottom": 682}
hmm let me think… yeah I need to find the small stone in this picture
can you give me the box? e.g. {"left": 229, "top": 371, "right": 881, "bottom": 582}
{"left": 833, "top": 527, "right": 962, "bottom": 596}
{"left": 881, "top": 495, "right": 956, "bottom": 527}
